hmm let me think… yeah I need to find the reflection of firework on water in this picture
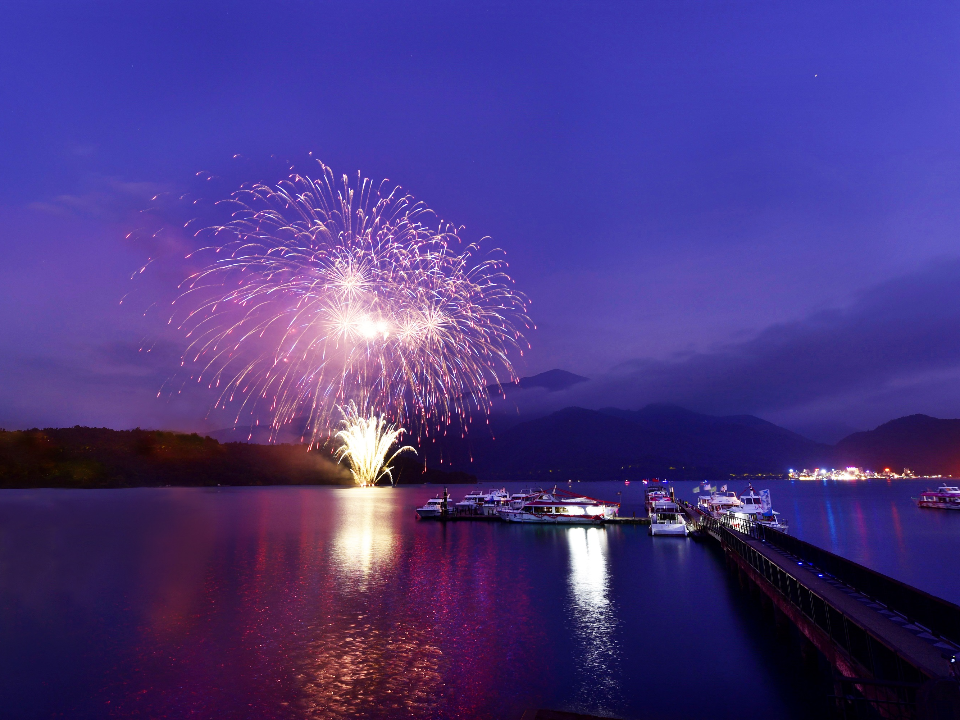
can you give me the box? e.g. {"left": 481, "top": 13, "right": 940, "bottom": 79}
{"left": 174, "top": 161, "right": 530, "bottom": 480}
{"left": 335, "top": 403, "right": 414, "bottom": 487}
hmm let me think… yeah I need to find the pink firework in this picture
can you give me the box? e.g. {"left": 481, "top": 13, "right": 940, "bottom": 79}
{"left": 174, "top": 161, "right": 531, "bottom": 445}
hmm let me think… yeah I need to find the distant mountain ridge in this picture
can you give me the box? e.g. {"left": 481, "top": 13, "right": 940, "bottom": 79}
{"left": 211, "top": 369, "right": 590, "bottom": 443}
{"left": 204, "top": 368, "right": 960, "bottom": 481}
{"left": 834, "top": 414, "right": 960, "bottom": 476}
{"left": 5, "top": 409, "right": 959, "bottom": 487}
{"left": 457, "top": 403, "right": 832, "bottom": 481}
{"left": 459, "top": 404, "right": 960, "bottom": 481}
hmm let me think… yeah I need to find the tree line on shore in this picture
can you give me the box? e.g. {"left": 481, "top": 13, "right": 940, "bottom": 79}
{"left": 0, "top": 426, "right": 477, "bottom": 489}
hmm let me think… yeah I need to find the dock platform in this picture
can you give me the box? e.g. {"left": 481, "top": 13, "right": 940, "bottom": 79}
{"left": 681, "top": 501, "right": 960, "bottom": 717}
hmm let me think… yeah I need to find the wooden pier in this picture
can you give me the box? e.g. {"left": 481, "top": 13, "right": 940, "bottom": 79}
{"left": 680, "top": 501, "right": 960, "bottom": 718}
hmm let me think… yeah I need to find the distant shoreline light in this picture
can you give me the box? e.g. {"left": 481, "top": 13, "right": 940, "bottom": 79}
{"left": 786, "top": 467, "right": 944, "bottom": 481}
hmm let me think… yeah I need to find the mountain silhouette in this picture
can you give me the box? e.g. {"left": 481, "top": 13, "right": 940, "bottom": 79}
{"left": 456, "top": 403, "right": 832, "bottom": 481}
{"left": 834, "top": 414, "right": 960, "bottom": 476}
{"left": 203, "top": 368, "right": 960, "bottom": 481}
{"left": 489, "top": 368, "right": 588, "bottom": 395}
{"left": 212, "top": 369, "right": 590, "bottom": 443}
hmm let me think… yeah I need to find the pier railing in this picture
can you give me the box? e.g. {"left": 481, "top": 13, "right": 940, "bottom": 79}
{"left": 828, "top": 676, "right": 919, "bottom": 720}
{"left": 685, "top": 504, "right": 960, "bottom": 651}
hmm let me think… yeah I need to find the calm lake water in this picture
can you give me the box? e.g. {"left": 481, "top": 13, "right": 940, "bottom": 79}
{"left": 1, "top": 479, "right": 957, "bottom": 720}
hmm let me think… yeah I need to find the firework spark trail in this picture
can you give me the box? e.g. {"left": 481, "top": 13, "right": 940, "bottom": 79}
{"left": 174, "top": 161, "right": 531, "bottom": 459}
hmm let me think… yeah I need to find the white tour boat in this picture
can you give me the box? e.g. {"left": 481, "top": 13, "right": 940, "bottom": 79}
{"left": 697, "top": 490, "right": 742, "bottom": 518}
{"left": 649, "top": 499, "right": 689, "bottom": 536}
{"left": 507, "top": 488, "right": 545, "bottom": 510}
{"left": 416, "top": 492, "right": 449, "bottom": 519}
{"left": 454, "top": 489, "right": 488, "bottom": 514}
{"left": 479, "top": 488, "right": 511, "bottom": 516}
{"left": 724, "top": 486, "right": 789, "bottom": 532}
{"left": 917, "top": 489, "right": 960, "bottom": 510}
{"left": 454, "top": 487, "right": 512, "bottom": 516}
{"left": 497, "top": 488, "right": 619, "bottom": 524}
{"left": 644, "top": 484, "right": 671, "bottom": 514}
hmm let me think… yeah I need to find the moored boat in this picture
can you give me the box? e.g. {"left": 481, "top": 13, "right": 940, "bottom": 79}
{"left": 644, "top": 484, "right": 671, "bottom": 514}
{"left": 479, "top": 488, "right": 510, "bottom": 516}
{"left": 724, "top": 486, "right": 789, "bottom": 532}
{"left": 697, "top": 490, "right": 741, "bottom": 518}
{"left": 455, "top": 487, "right": 511, "bottom": 515}
{"left": 649, "top": 499, "right": 689, "bottom": 536}
{"left": 454, "top": 489, "right": 488, "bottom": 514}
{"left": 497, "top": 488, "right": 619, "bottom": 524}
{"left": 507, "top": 488, "right": 545, "bottom": 510}
{"left": 417, "top": 488, "right": 451, "bottom": 519}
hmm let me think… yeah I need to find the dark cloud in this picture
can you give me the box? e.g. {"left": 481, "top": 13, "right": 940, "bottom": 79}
{"left": 493, "top": 259, "right": 960, "bottom": 434}
{"left": 0, "top": 337, "right": 221, "bottom": 433}
{"left": 599, "top": 258, "right": 960, "bottom": 411}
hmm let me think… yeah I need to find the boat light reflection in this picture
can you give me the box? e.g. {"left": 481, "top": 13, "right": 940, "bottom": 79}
{"left": 567, "top": 527, "right": 620, "bottom": 711}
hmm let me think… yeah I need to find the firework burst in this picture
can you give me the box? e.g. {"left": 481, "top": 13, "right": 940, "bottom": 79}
{"left": 174, "top": 161, "right": 530, "bottom": 481}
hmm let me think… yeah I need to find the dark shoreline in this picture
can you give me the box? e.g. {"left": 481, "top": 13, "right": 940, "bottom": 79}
{"left": 0, "top": 427, "right": 477, "bottom": 490}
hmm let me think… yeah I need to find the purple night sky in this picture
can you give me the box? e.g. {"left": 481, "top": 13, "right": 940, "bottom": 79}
{"left": 2, "top": 1, "right": 960, "bottom": 443}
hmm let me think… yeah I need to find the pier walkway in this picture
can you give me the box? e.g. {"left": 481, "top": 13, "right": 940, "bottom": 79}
{"left": 680, "top": 501, "right": 960, "bottom": 718}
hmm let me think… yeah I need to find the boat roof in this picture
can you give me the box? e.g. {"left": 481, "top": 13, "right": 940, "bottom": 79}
{"left": 525, "top": 489, "right": 619, "bottom": 506}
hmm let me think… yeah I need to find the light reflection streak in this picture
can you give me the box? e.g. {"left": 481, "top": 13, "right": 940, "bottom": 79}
{"left": 853, "top": 501, "right": 871, "bottom": 563}
{"left": 566, "top": 527, "right": 620, "bottom": 711}
{"left": 296, "top": 489, "right": 445, "bottom": 718}
{"left": 331, "top": 488, "right": 398, "bottom": 588}
{"left": 890, "top": 502, "right": 906, "bottom": 554}
{"left": 824, "top": 498, "right": 838, "bottom": 548}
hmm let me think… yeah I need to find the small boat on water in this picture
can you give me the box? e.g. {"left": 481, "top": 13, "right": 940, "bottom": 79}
{"left": 497, "top": 488, "right": 620, "bottom": 524}
{"left": 649, "top": 499, "right": 689, "bottom": 536}
{"left": 479, "top": 488, "right": 511, "bottom": 515}
{"left": 697, "top": 490, "right": 742, "bottom": 518}
{"left": 644, "top": 484, "right": 671, "bottom": 514}
{"left": 507, "top": 488, "right": 545, "bottom": 510}
{"left": 416, "top": 495, "right": 448, "bottom": 519}
{"left": 454, "top": 487, "right": 510, "bottom": 516}
{"left": 916, "top": 488, "right": 960, "bottom": 510}
{"left": 454, "top": 489, "right": 489, "bottom": 514}
{"left": 724, "top": 486, "right": 789, "bottom": 532}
